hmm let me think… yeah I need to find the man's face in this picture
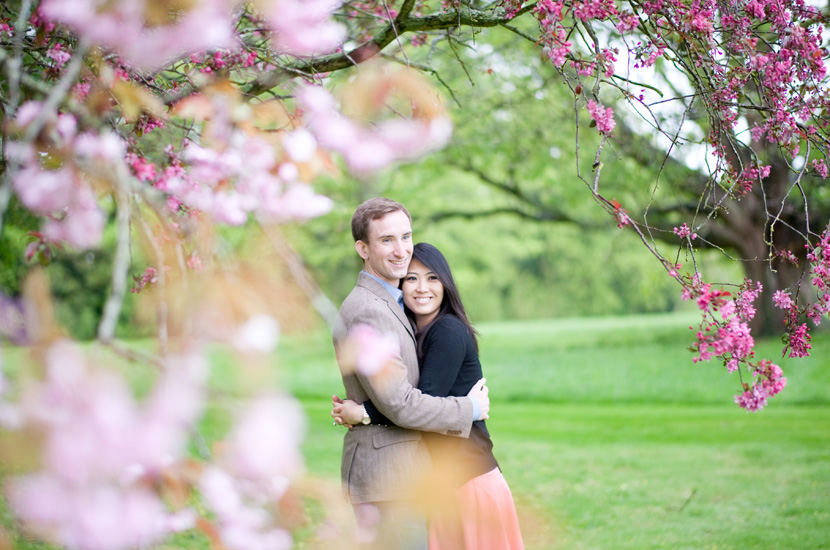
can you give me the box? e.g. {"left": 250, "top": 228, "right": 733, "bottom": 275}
{"left": 356, "top": 210, "right": 413, "bottom": 285}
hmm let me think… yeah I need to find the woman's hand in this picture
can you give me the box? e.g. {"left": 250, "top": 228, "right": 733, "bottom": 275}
{"left": 331, "top": 395, "right": 365, "bottom": 428}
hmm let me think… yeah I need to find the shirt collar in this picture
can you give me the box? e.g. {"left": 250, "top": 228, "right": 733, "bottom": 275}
{"left": 363, "top": 271, "right": 403, "bottom": 307}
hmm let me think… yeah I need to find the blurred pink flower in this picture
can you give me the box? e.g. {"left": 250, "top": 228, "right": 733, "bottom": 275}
{"left": 225, "top": 394, "right": 305, "bottom": 480}
{"left": 200, "top": 466, "right": 294, "bottom": 550}
{"left": 13, "top": 165, "right": 75, "bottom": 214}
{"left": 231, "top": 314, "right": 281, "bottom": 353}
{"left": 347, "top": 323, "right": 401, "bottom": 376}
{"left": 8, "top": 476, "right": 170, "bottom": 550}
{"left": 261, "top": 0, "right": 345, "bottom": 56}
{"left": 169, "top": 133, "right": 332, "bottom": 225}
{"left": 281, "top": 129, "right": 317, "bottom": 162}
{"left": 297, "top": 84, "right": 453, "bottom": 175}
{"left": 42, "top": 190, "right": 106, "bottom": 250}
{"left": 40, "top": 0, "right": 236, "bottom": 71}
{"left": 74, "top": 131, "right": 126, "bottom": 161}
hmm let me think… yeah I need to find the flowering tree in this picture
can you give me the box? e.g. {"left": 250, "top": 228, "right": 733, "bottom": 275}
{"left": 1, "top": 0, "right": 830, "bottom": 547}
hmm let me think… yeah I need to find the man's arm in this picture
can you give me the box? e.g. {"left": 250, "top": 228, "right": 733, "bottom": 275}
{"left": 337, "top": 301, "right": 480, "bottom": 437}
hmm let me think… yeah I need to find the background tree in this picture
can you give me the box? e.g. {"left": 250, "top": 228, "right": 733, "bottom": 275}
{"left": 0, "top": 0, "right": 828, "bottom": 547}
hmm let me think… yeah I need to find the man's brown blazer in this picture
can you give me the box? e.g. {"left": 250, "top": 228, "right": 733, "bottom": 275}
{"left": 333, "top": 272, "right": 474, "bottom": 504}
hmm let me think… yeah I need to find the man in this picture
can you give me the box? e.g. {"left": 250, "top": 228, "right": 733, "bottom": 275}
{"left": 332, "top": 198, "right": 489, "bottom": 549}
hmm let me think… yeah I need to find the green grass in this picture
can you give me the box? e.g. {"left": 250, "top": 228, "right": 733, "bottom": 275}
{"left": 3, "top": 312, "right": 829, "bottom": 549}
{"left": 290, "top": 312, "right": 830, "bottom": 549}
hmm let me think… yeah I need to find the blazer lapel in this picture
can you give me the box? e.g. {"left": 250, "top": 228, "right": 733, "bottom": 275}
{"left": 357, "top": 272, "right": 415, "bottom": 342}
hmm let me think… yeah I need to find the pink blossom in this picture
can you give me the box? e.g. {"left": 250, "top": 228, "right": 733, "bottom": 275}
{"left": 14, "top": 100, "right": 45, "bottom": 129}
{"left": 281, "top": 129, "right": 318, "bottom": 163}
{"left": 13, "top": 164, "right": 75, "bottom": 214}
{"left": 224, "top": 394, "right": 305, "bottom": 481}
{"left": 40, "top": 0, "right": 236, "bottom": 71}
{"left": 231, "top": 315, "right": 281, "bottom": 353}
{"left": 734, "top": 383, "right": 768, "bottom": 411}
{"left": 673, "top": 223, "right": 697, "bottom": 240}
{"left": 132, "top": 267, "right": 159, "bottom": 294}
{"left": 616, "top": 12, "right": 641, "bottom": 32}
{"left": 74, "top": 131, "right": 126, "bottom": 161}
{"left": 772, "top": 290, "right": 794, "bottom": 310}
{"left": 788, "top": 323, "right": 811, "bottom": 357}
{"left": 7, "top": 476, "right": 170, "bottom": 550}
{"left": 811, "top": 159, "right": 828, "bottom": 178}
{"left": 346, "top": 323, "right": 401, "bottom": 376}
{"left": 126, "top": 152, "right": 158, "bottom": 182}
{"left": 46, "top": 42, "right": 71, "bottom": 68}
{"left": 297, "top": 84, "right": 454, "bottom": 175}
{"left": 7, "top": 341, "right": 209, "bottom": 549}
{"left": 72, "top": 82, "right": 91, "bottom": 102}
{"left": 586, "top": 99, "right": 616, "bottom": 134}
{"left": 243, "top": 51, "right": 258, "bottom": 67}
{"left": 42, "top": 192, "right": 106, "bottom": 250}
{"left": 257, "top": 183, "right": 334, "bottom": 223}
{"left": 261, "top": 0, "right": 345, "bottom": 56}
{"left": 186, "top": 251, "right": 203, "bottom": 272}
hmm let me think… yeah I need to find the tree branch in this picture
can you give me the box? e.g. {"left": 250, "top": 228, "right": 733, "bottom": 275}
{"left": 242, "top": 6, "right": 523, "bottom": 95}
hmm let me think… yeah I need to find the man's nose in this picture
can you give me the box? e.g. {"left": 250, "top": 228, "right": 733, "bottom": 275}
{"left": 393, "top": 241, "right": 406, "bottom": 256}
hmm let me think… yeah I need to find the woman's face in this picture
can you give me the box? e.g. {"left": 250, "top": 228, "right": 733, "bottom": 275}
{"left": 402, "top": 258, "right": 444, "bottom": 328}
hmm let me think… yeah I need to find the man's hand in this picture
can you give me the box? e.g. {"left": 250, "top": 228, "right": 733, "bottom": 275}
{"left": 467, "top": 378, "right": 490, "bottom": 420}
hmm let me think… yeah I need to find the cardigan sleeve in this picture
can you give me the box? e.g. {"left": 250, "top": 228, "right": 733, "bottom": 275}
{"left": 416, "top": 317, "right": 467, "bottom": 398}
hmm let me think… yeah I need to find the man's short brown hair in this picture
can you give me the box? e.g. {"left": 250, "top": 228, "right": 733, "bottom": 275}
{"left": 351, "top": 198, "right": 412, "bottom": 243}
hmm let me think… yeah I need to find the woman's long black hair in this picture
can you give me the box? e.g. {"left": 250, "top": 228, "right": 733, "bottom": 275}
{"left": 402, "top": 242, "right": 478, "bottom": 360}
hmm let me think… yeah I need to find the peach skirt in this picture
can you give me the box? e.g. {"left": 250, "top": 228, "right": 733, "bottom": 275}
{"left": 428, "top": 467, "right": 524, "bottom": 550}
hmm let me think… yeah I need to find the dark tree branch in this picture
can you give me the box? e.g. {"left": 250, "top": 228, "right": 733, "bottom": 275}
{"left": 242, "top": 4, "right": 536, "bottom": 96}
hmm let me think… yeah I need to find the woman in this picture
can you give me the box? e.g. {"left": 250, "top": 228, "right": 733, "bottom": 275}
{"left": 333, "top": 242, "right": 524, "bottom": 550}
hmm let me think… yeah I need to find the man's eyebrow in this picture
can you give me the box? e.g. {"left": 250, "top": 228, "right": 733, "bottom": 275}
{"left": 377, "top": 232, "right": 410, "bottom": 239}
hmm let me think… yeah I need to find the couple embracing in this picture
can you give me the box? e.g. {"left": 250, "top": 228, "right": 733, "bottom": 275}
{"left": 331, "top": 198, "right": 524, "bottom": 550}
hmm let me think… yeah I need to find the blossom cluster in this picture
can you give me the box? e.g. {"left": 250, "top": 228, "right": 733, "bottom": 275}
{"left": 673, "top": 223, "right": 697, "bottom": 240}
{"left": 772, "top": 225, "right": 830, "bottom": 357}
{"left": 586, "top": 99, "right": 617, "bottom": 134}
{"left": 3, "top": 341, "right": 208, "bottom": 550}
{"left": 528, "top": 0, "right": 830, "bottom": 173}
{"left": 164, "top": 130, "right": 334, "bottom": 226}
{"left": 681, "top": 276, "right": 787, "bottom": 411}
{"left": 7, "top": 102, "right": 123, "bottom": 249}
{"left": 297, "top": 81, "right": 454, "bottom": 175}
{"left": 38, "top": 0, "right": 237, "bottom": 71}
{"left": 0, "top": 335, "right": 308, "bottom": 550}
{"left": 734, "top": 359, "right": 787, "bottom": 412}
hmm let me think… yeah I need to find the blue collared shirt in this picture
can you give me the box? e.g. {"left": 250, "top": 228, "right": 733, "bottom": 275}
{"left": 363, "top": 271, "right": 404, "bottom": 309}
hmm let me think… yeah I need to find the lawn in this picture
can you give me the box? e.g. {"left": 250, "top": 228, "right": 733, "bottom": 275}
{"left": 290, "top": 312, "right": 830, "bottom": 550}
{"left": 2, "top": 312, "right": 828, "bottom": 550}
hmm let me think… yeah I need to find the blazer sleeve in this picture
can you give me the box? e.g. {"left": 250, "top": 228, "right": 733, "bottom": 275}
{"left": 347, "top": 302, "right": 474, "bottom": 438}
{"left": 363, "top": 320, "right": 465, "bottom": 424}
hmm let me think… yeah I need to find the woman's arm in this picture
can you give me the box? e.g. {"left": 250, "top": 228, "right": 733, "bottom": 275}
{"left": 416, "top": 318, "right": 467, "bottom": 397}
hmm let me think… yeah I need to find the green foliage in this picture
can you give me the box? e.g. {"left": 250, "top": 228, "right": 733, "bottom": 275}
{"left": 0, "top": 200, "right": 144, "bottom": 341}
{"left": 0, "top": 198, "right": 39, "bottom": 297}
{"left": 283, "top": 24, "right": 742, "bottom": 323}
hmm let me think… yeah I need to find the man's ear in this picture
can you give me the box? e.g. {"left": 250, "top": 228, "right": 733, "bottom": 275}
{"left": 355, "top": 240, "right": 369, "bottom": 261}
